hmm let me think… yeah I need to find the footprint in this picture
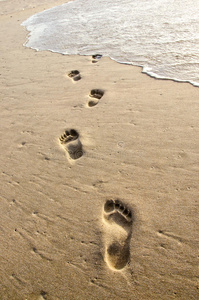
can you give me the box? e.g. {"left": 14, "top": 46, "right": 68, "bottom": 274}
{"left": 40, "top": 291, "right": 47, "bottom": 300}
{"left": 87, "top": 89, "right": 104, "bottom": 107}
{"left": 103, "top": 199, "right": 133, "bottom": 270}
{"left": 68, "top": 70, "right": 81, "bottom": 81}
{"left": 59, "top": 129, "right": 83, "bottom": 160}
{"left": 92, "top": 54, "right": 102, "bottom": 63}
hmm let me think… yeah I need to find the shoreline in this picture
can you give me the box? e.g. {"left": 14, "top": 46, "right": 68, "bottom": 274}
{"left": 0, "top": 1, "right": 198, "bottom": 299}
{"left": 21, "top": 0, "right": 199, "bottom": 89}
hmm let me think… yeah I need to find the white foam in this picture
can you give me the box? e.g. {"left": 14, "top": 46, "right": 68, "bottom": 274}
{"left": 22, "top": 0, "right": 199, "bottom": 87}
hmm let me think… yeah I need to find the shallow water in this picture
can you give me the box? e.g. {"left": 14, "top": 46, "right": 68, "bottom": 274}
{"left": 22, "top": 0, "right": 199, "bottom": 86}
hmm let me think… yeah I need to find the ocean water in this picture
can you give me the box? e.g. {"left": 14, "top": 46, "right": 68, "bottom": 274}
{"left": 22, "top": 0, "right": 199, "bottom": 86}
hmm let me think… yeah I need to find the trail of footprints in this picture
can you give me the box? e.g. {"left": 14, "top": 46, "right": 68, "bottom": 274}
{"left": 60, "top": 55, "right": 133, "bottom": 271}
{"left": 62, "top": 60, "right": 105, "bottom": 160}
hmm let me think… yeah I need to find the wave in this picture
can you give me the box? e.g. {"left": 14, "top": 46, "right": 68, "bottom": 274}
{"left": 22, "top": 0, "right": 199, "bottom": 87}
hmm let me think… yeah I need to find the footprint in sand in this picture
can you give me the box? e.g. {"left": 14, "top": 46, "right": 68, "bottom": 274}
{"left": 103, "top": 199, "right": 133, "bottom": 270}
{"left": 92, "top": 54, "right": 102, "bottom": 63}
{"left": 87, "top": 89, "right": 104, "bottom": 107}
{"left": 68, "top": 70, "right": 81, "bottom": 81}
{"left": 59, "top": 129, "right": 83, "bottom": 160}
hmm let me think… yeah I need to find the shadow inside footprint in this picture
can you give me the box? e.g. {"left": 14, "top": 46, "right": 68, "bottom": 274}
{"left": 59, "top": 129, "right": 83, "bottom": 160}
{"left": 89, "top": 89, "right": 104, "bottom": 99}
{"left": 103, "top": 199, "right": 133, "bottom": 270}
{"left": 68, "top": 70, "right": 81, "bottom": 81}
{"left": 87, "top": 99, "right": 99, "bottom": 107}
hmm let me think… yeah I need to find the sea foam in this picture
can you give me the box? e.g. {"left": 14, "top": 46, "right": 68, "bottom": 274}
{"left": 22, "top": 0, "right": 199, "bottom": 86}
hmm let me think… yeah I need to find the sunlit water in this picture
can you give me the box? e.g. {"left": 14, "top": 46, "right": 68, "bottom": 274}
{"left": 22, "top": 0, "right": 199, "bottom": 86}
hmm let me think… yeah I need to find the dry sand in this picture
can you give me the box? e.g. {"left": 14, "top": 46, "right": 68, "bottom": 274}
{"left": 0, "top": 1, "right": 199, "bottom": 299}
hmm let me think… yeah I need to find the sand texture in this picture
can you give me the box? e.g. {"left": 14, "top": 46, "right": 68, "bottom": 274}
{"left": 0, "top": 1, "right": 199, "bottom": 299}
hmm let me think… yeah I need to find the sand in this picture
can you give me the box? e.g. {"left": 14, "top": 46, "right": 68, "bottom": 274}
{"left": 0, "top": 1, "right": 198, "bottom": 299}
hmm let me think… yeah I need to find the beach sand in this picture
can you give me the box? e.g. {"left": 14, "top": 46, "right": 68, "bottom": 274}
{"left": 0, "top": 1, "right": 198, "bottom": 299}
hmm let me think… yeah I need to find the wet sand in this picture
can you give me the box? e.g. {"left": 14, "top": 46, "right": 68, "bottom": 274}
{"left": 0, "top": 1, "right": 198, "bottom": 299}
